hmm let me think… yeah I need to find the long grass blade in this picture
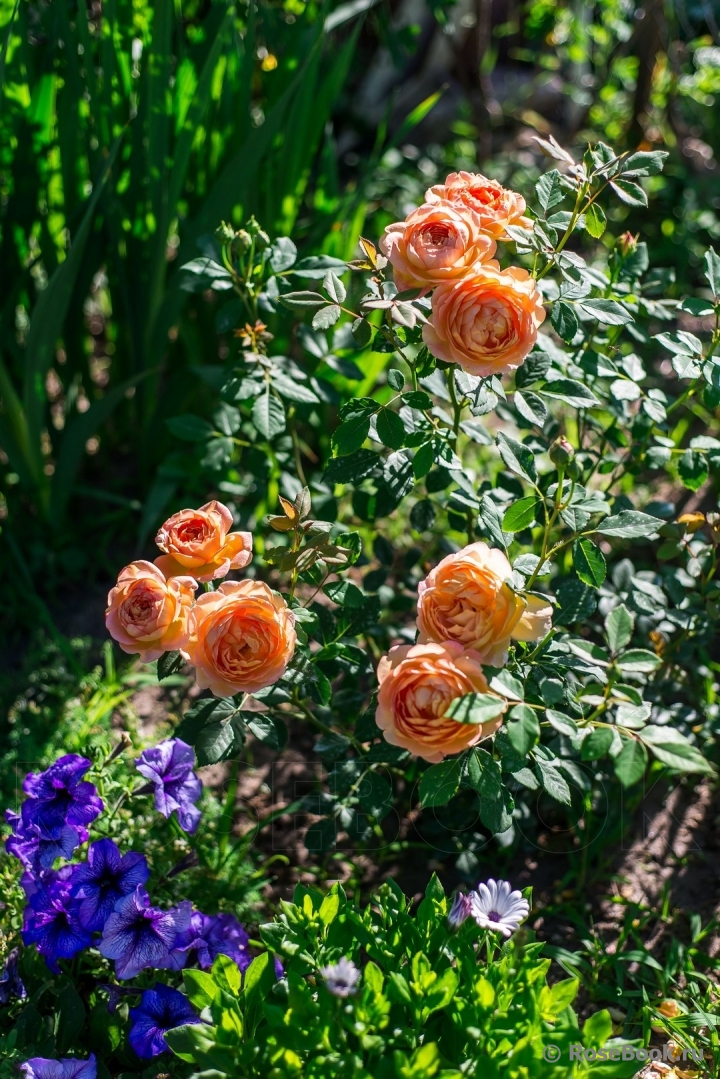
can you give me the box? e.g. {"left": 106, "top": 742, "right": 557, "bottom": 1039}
{"left": 22, "top": 132, "right": 124, "bottom": 504}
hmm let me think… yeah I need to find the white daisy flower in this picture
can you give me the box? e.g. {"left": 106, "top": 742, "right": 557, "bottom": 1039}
{"left": 469, "top": 878, "right": 529, "bottom": 937}
{"left": 320, "top": 956, "right": 361, "bottom": 997}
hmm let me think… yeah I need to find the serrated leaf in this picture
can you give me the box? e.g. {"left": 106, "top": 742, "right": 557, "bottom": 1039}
{"left": 616, "top": 649, "right": 661, "bottom": 674}
{"left": 573, "top": 538, "right": 606, "bottom": 588}
{"left": 641, "top": 726, "right": 714, "bottom": 775}
{"left": 419, "top": 758, "right": 462, "bottom": 807}
{"left": 535, "top": 169, "right": 566, "bottom": 213}
{"left": 269, "top": 237, "right": 297, "bottom": 272}
{"left": 703, "top": 247, "right": 720, "bottom": 299}
{"left": 579, "top": 299, "right": 633, "bottom": 326}
{"left": 445, "top": 692, "right": 506, "bottom": 725}
{"left": 595, "top": 511, "right": 660, "bottom": 539}
{"left": 312, "top": 304, "right": 342, "bottom": 330}
{"left": 507, "top": 704, "right": 540, "bottom": 756}
{"left": 551, "top": 301, "right": 579, "bottom": 342}
{"left": 535, "top": 758, "right": 572, "bottom": 804}
{"left": 497, "top": 432, "right": 537, "bottom": 483}
{"left": 324, "top": 448, "right": 380, "bottom": 484}
{"left": 479, "top": 493, "right": 509, "bottom": 549}
{"left": 376, "top": 407, "right": 405, "bottom": 450}
{"left": 614, "top": 739, "right": 648, "bottom": 787}
{"left": 581, "top": 727, "right": 614, "bottom": 760}
{"left": 604, "top": 604, "right": 634, "bottom": 653}
{"left": 539, "top": 378, "right": 599, "bottom": 407}
{"left": 610, "top": 179, "right": 648, "bottom": 207}
{"left": 157, "top": 650, "right": 184, "bottom": 680}
{"left": 278, "top": 290, "right": 326, "bottom": 308}
{"left": 514, "top": 390, "right": 548, "bottom": 427}
{"left": 502, "top": 496, "right": 541, "bottom": 532}
{"left": 331, "top": 400, "right": 376, "bottom": 455}
{"left": 678, "top": 449, "right": 708, "bottom": 492}
{"left": 585, "top": 203, "right": 607, "bottom": 239}
{"left": 252, "top": 390, "right": 286, "bottom": 439}
{"left": 322, "top": 269, "right": 347, "bottom": 304}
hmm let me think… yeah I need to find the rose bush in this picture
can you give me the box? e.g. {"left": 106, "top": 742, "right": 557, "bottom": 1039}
{"left": 5, "top": 134, "right": 720, "bottom": 1078}
{"left": 97, "top": 138, "right": 720, "bottom": 865}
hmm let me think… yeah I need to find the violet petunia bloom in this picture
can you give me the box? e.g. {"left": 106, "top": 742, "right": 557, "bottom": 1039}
{"left": 135, "top": 739, "right": 202, "bottom": 834}
{"left": 5, "top": 810, "right": 86, "bottom": 874}
{"left": 20, "top": 1055, "right": 96, "bottom": 1079}
{"left": 98, "top": 885, "right": 190, "bottom": 980}
{"left": 128, "top": 983, "right": 200, "bottom": 1059}
{"left": 0, "top": 947, "right": 27, "bottom": 1003}
{"left": 71, "top": 839, "right": 149, "bottom": 933}
{"left": 21, "top": 875, "right": 91, "bottom": 973}
{"left": 168, "top": 910, "right": 252, "bottom": 971}
{"left": 21, "top": 755, "right": 103, "bottom": 835}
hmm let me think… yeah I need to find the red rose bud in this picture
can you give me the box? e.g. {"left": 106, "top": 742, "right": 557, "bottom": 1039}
{"left": 619, "top": 232, "right": 638, "bottom": 256}
{"left": 549, "top": 436, "right": 575, "bottom": 470}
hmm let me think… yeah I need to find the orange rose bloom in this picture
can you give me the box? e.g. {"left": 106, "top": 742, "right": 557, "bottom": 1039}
{"left": 106, "top": 560, "right": 197, "bottom": 662}
{"left": 379, "top": 200, "right": 496, "bottom": 293}
{"left": 426, "top": 171, "right": 532, "bottom": 238}
{"left": 155, "top": 500, "right": 252, "bottom": 583}
{"left": 417, "top": 542, "right": 552, "bottom": 667}
{"left": 376, "top": 641, "right": 505, "bottom": 763}
{"left": 183, "top": 580, "right": 296, "bottom": 697}
{"left": 422, "top": 262, "right": 545, "bottom": 377}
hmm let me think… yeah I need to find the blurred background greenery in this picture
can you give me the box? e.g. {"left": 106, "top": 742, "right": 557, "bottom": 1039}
{"left": 1, "top": 0, "right": 720, "bottom": 647}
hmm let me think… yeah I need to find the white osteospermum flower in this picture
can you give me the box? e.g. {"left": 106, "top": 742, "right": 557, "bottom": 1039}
{"left": 320, "top": 956, "right": 361, "bottom": 997}
{"left": 469, "top": 879, "right": 529, "bottom": 938}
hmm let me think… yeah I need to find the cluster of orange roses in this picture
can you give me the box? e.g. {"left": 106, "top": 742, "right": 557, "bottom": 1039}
{"left": 106, "top": 504, "right": 552, "bottom": 763}
{"left": 376, "top": 544, "right": 552, "bottom": 763}
{"left": 380, "top": 171, "right": 545, "bottom": 377}
{"left": 105, "top": 501, "right": 296, "bottom": 697}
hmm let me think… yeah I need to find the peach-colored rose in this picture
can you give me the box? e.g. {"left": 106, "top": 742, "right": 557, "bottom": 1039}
{"left": 426, "top": 172, "right": 532, "bottom": 238}
{"left": 154, "top": 500, "right": 252, "bottom": 582}
{"left": 183, "top": 580, "right": 296, "bottom": 697}
{"left": 417, "top": 542, "right": 552, "bottom": 667}
{"left": 376, "top": 641, "right": 505, "bottom": 763}
{"left": 379, "top": 200, "right": 496, "bottom": 293}
{"left": 422, "top": 262, "right": 545, "bottom": 377}
{"left": 106, "top": 560, "right": 197, "bottom": 662}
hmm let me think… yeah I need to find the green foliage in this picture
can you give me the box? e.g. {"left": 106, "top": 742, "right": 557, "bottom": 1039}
{"left": 165, "top": 877, "right": 639, "bottom": 1078}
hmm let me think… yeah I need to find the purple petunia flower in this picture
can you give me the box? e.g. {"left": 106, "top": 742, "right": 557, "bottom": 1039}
{"left": 71, "top": 839, "right": 149, "bottom": 933}
{"left": 21, "top": 875, "right": 91, "bottom": 973}
{"left": 22, "top": 755, "right": 103, "bottom": 835}
{"left": 98, "top": 885, "right": 190, "bottom": 980}
{"left": 168, "top": 910, "right": 252, "bottom": 971}
{"left": 5, "top": 810, "right": 86, "bottom": 874}
{"left": 135, "top": 739, "right": 202, "bottom": 834}
{"left": 0, "top": 947, "right": 27, "bottom": 1003}
{"left": 20, "top": 1055, "right": 96, "bottom": 1079}
{"left": 128, "top": 983, "right": 200, "bottom": 1059}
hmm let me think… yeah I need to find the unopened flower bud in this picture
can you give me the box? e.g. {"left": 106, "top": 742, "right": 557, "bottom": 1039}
{"left": 549, "top": 436, "right": 575, "bottom": 470}
{"left": 246, "top": 216, "right": 270, "bottom": 250}
{"left": 233, "top": 229, "right": 252, "bottom": 254}
{"left": 618, "top": 231, "right": 638, "bottom": 256}
{"left": 567, "top": 457, "right": 583, "bottom": 481}
{"left": 216, "top": 221, "right": 236, "bottom": 242}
